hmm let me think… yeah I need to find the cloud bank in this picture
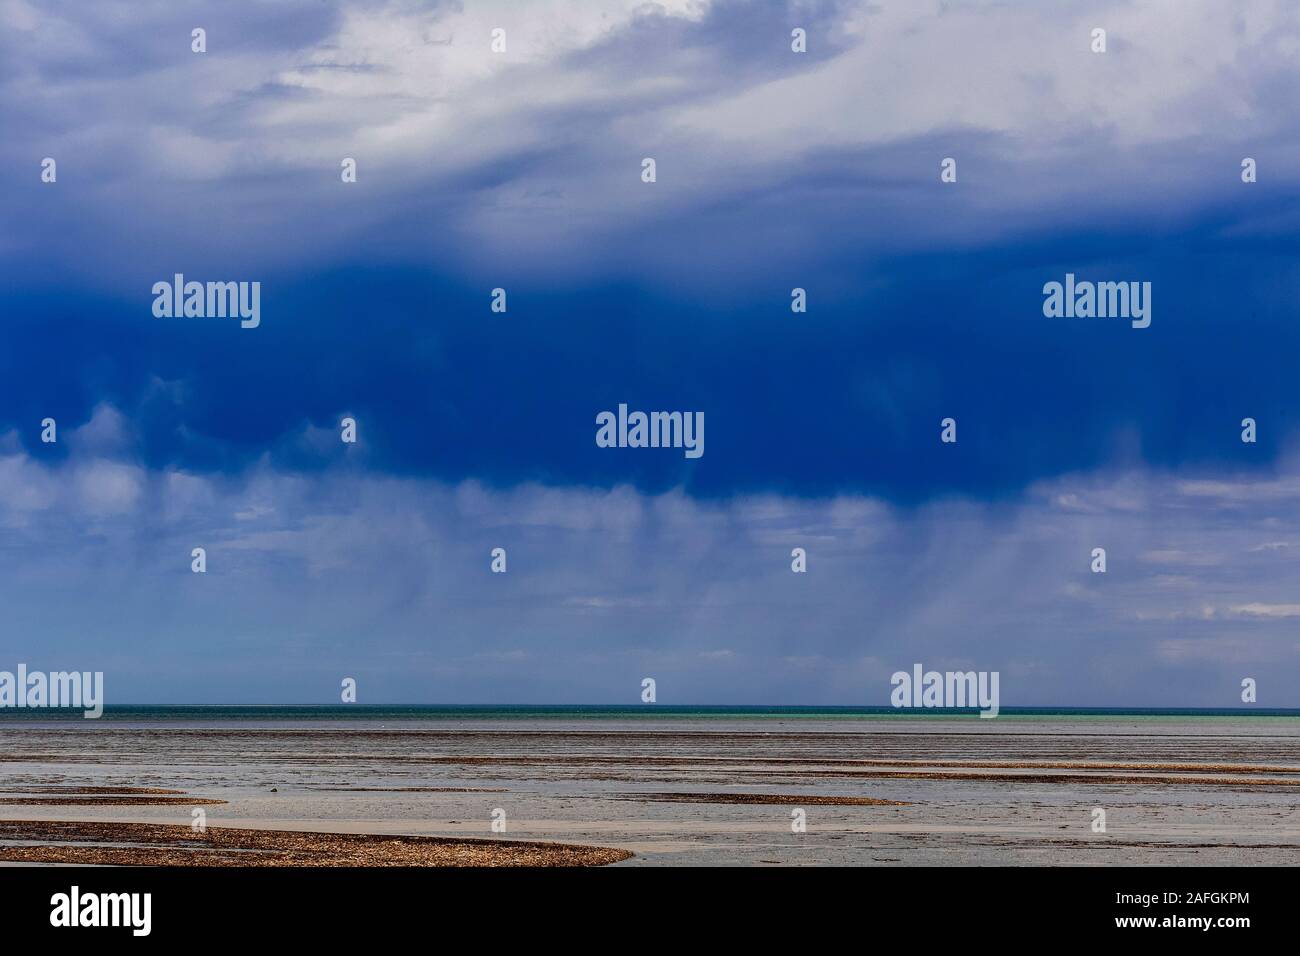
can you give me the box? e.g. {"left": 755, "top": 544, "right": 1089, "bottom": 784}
{"left": 2, "top": 1, "right": 1297, "bottom": 702}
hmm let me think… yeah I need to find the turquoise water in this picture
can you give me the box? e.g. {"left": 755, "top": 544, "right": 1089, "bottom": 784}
{"left": 1, "top": 704, "right": 1297, "bottom": 721}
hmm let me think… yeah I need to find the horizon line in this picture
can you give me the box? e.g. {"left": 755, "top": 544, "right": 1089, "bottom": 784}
{"left": 3, "top": 703, "right": 1296, "bottom": 713}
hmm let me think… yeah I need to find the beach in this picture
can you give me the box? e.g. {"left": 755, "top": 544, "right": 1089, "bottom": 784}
{"left": 2, "top": 709, "right": 1298, "bottom": 866}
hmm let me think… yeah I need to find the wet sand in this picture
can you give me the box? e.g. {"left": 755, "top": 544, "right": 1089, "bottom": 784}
{"left": 0, "top": 820, "right": 630, "bottom": 866}
{"left": 620, "top": 792, "right": 908, "bottom": 806}
{"left": 2, "top": 715, "right": 1298, "bottom": 865}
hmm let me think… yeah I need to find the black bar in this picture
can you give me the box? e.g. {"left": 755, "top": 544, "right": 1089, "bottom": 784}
{"left": 0, "top": 865, "right": 1277, "bottom": 942}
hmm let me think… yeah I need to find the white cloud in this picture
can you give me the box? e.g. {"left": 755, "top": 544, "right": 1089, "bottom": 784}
{"left": 0, "top": 412, "right": 1298, "bottom": 704}
{"left": 1229, "top": 603, "right": 1300, "bottom": 618}
{"left": 9, "top": 0, "right": 1300, "bottom": 286}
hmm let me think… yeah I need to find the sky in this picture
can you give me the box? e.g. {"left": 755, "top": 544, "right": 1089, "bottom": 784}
{"left": 1, "top": 0, "right": 1299, "bottom": 706}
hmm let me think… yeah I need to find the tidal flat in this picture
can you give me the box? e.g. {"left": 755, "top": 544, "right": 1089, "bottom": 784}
{"left": 1, "top": 712, "right": 1297, "bottom": 866}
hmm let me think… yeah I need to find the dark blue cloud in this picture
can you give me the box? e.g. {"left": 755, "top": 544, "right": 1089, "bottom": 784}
{"left": 4, "top": 210, "right": 1299, "bottom": 505}
{"left": 3, "top": 0, "right": 1300, "bottom": 506}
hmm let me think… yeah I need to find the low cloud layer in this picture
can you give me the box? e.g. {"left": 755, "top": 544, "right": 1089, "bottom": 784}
{"left": 2, "top": 409, "right": 1296, "bottom": 705}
